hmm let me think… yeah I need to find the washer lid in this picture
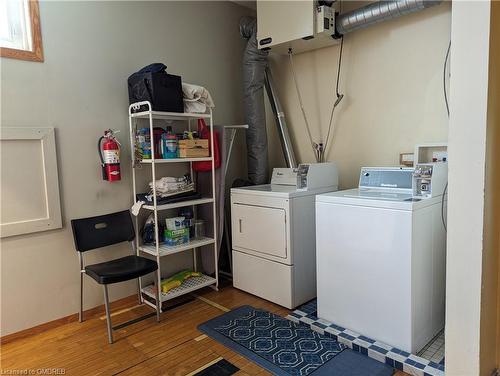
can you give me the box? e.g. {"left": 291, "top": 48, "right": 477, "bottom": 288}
{"left": 343, "top": 189, "right": 414, "bottom": 201}
{"left": 231, "top": 184, "right": 337, "bottom": 198}
{"left": 316, "top": 188, "right": 440, "bottom": 210}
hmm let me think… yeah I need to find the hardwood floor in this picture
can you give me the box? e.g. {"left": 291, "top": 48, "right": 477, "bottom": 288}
{"left": 0, "top": 285, "right": 408, "bottom": 375}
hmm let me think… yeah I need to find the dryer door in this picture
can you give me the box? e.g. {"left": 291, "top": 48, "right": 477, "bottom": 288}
{"left": 232, "top": 203, "right": 287, "bottom": 259}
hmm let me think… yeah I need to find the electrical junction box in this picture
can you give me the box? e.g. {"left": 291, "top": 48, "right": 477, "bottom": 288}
{"left": 257, "top": 1, "right": 340, "bottom": 55}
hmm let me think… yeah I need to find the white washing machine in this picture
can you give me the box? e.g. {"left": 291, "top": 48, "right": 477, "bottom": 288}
{"left": 316, "top": 165, "right": 447, "bottom": 353}
{"left": 231, "top": 163, "right": 338, "bottom": 309}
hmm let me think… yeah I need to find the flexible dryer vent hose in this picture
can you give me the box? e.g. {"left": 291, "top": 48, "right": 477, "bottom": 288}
{"left": 240, "top": 17, "right": 269, "bottom": 185}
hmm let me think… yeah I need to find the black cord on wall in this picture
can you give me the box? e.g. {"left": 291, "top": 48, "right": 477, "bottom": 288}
{"left": 441, "top": 40, "right": 451, "bottom": 232}
{"left": 443, "top": 41, "right": 451, "bottom": 117}
{"left": 441, "top": 183, "right": 448, "bottom": 232}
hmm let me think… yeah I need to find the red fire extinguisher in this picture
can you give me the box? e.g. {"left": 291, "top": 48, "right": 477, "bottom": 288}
{"left": 98, "top": 129, "right": 121, "bottom": 182}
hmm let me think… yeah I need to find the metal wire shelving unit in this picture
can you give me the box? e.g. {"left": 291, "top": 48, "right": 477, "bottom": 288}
{"left": 128, "top": 101, "right": 218, "bottom": 312}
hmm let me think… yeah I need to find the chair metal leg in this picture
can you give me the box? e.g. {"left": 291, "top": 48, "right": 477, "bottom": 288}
{"left": 155, "top": 270, "right": 161, "bottom": 322}
{"left": 103, "top": 285, "right": 113, "bottom": 344}
{"left": 137, "top": 278, "right": 142, "bottom": 304}
{"left": 79, "top": 272, "right": 84, "bottom": 322}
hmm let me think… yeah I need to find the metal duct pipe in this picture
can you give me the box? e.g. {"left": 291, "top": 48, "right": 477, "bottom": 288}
{"left": 264, "top": 68, "right": 298, "bottom": 169}
{"left": 336, "top": 0, "right": 442, "bottom": 35}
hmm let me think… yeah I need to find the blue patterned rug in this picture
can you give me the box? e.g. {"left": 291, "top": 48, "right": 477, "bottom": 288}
{"left": 198, "top": 305, "right": 394, "bottom": 376}
{"left": 290, "top": 299, "right": 445, "bottom": 375}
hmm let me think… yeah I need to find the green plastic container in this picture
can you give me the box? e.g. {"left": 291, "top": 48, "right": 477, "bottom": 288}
{"left": 164, "top": 228, "right": 189, "bottom": 246}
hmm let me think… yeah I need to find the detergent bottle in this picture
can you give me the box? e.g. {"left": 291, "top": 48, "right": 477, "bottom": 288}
{"left": 161, "top": 126, "right": 178, "bottom": 159}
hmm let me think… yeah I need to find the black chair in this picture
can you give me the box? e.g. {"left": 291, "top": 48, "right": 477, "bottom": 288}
{"left": 71, "top": 210, "right": 160, "bottom": 343}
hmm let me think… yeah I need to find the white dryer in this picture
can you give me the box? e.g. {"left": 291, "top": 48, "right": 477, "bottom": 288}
{"left": 316, "top": 165, "right": 447, "bottom": 353}
{"left": 231, "top": 163, "right": 338, "bottom": 309}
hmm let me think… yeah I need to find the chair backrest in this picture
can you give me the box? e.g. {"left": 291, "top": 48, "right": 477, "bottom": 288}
{"left": 71, "top": 210, "right": 135, "bottom": 252}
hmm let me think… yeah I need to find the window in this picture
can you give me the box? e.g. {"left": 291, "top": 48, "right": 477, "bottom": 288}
{"left": 0, "top": 0, "right": 43, "bottom": 62}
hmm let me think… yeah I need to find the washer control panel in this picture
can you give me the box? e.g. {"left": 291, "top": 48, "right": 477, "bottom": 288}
{"left": 413, "top": 165, "right": 433, "bottom": 197}
{"left": 412, "top": 163, "right": 448, "bottom": 198}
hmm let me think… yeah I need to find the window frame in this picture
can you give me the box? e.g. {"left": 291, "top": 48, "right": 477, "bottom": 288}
{"left": 0, "top": 0, "right": 43, "bottom": 62}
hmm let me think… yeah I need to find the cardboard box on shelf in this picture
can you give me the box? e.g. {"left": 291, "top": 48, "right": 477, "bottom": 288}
{"left": 178, "top": 139, "right": 209, "bottom": 158}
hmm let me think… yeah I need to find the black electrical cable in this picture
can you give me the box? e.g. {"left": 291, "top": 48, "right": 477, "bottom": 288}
{"left": 441, "top": 41, "right": 451, "bottom": 232}
{"left": 337, "top": 0, "right": 344, "bottom": 99}
{"left": 335, "top": 36, "right": 344, "bottom": 99}
{"left": 443, "top": 41, "right": 451, "bottom": 117}
{"left": 441, "top": 182, "right": 448, "bottom": 232}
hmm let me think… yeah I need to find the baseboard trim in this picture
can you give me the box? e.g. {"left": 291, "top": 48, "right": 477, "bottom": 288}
{"left": 0, "top": 294, "right": 137, "bottom": 345}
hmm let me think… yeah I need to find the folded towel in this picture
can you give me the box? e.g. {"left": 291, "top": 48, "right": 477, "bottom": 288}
{"left": 184, "top": 101, "right": 209, "bottom": 114}
{"left": 182, "top": 83, "right": 215, "bottom": 113}
{"left": 149, "top": 176, "right": 193, "bottom": 196}
{"left": 154, "top": 184, "right": 194, "bottom": 198}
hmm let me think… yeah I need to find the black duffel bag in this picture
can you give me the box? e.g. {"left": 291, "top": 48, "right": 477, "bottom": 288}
{"left": 128, "top": 63, "right": 184, "bottom": 113}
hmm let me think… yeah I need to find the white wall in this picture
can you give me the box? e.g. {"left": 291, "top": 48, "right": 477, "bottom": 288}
{"left": 445, "top": 1, "right": 497, "bottom": 375}
{"left": 0, "top": 1, "right": 252, "bottom": 336}
{"left": 266, "top": 2, "right": 451, "bottom": 188}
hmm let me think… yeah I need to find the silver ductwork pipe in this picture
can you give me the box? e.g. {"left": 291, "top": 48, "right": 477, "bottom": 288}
{"left": 336, "top": 0, "right": 442, "bottom": 35}
{"left": 264, "top": 68, "right": 298, "bottom": 169}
